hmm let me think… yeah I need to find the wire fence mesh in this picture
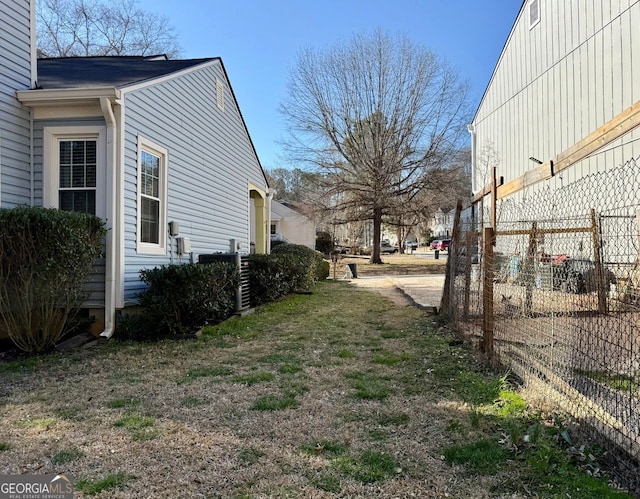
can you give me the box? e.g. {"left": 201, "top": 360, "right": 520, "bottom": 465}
{"left": 445, "top": 156, "right": 640, "bottom": 491}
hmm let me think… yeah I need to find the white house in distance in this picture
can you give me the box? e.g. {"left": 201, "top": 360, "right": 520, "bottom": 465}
{"left": 2, "top": 0, "right": 271, "bottom": 337}
{"left": 468, "top": 0, "right": 640, "bottom": 199}
{"left": 430, "top": 208, "right": 454, "bottom": 238}
{"left": 270, "top": 201, "right": 316, "bottom": 250}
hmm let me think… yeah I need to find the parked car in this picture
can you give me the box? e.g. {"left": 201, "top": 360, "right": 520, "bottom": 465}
{"left": 432, "top": 239, "right": 452, "bottom": 252}
{"left": 550, "top": 258, "right": 616, "bottom": 293}
{"left": 380, "top": 242, "right": 399, "bottom": 254}
{"left": 405, "top": 240, "right": 419, "bottom": 250}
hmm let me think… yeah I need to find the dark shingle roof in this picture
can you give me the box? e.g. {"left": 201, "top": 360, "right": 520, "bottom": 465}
{"left": 36, "top": 55, "right": 217, "bottom": 90}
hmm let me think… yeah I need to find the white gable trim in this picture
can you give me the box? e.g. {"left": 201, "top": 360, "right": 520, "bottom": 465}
{"left": 119, "top": 59, "right": 221, "bottom": 94}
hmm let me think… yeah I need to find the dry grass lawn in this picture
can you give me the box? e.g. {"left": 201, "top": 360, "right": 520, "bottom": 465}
{"left": 0, "top": 278, "right": 629, "bottom": 498}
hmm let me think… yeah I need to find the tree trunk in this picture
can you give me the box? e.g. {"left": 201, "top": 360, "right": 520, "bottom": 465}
{"left": 370, "top": 208, "right": 383, "bottom": 264}
{"left": 397, "top": 221, "right": 404, "bottom": 255}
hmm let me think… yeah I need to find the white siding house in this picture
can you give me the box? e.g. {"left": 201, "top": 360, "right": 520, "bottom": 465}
{"left": 271, "top": 201, "right": 316, "bottom": 250}
{"left": 469, "top": 0, "right": 640, "bottom": 196}
{"left": 14, "top": 55, "right": 271, "bottom": 337}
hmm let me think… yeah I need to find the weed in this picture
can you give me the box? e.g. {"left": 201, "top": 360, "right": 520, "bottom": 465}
{"left": 301, "top": 440, "right": 348, "bottom": 457}
{"left": 76, "top": 472, "right": 133, "bottom": 496}
{"left": 17, "top": 417, "right": 57, "bottom": 429}
{"left": 0, "top": 356, "right": 43, "bottom": 375}
{"left": 238, "top": 447, "right": 265, "bottom": 465}
{"left": 251, "top": 394, "right": 299, "bottom": 411}
{"left": 368, "top": 429, "right": 387, "bottom": 441}
{"left": 183, "top": 366, "right": 233, "bottom": 381}
{"left": 337, "top": 349, "right": 355, "bottom": 358}
{"left": 279, "top": 364, "right": 303, "bottom": 374}
{"left": 51, "top": 448, "right": 83, "bottom": 465}
{"left": 332, "top": 451, "right": 398, "bottom": 483}
{"left": 258, "top": 353, "right": 298, "bottom": 364}
{"left": 132, "top": 428, "right": 160, "bottom": 441}
{"left": 181, "top": 396, "right": 204, "bottom": 408}
{"left": 443, "top": 439, "right": 508, "bottom": 474}
{"left": 345, "top": 372, "right": 390, "bottom": 400}
{"left": 232, "top": 371, "right": 275, "bottom": 385}
{"left": 377, "top": 413, "right": 409, "bottom": 426}
{"left": 107, "top": 397, "right": 140, "bottom": 409}
{"left": 55, "top": 408, "right": 86, "bottom": 421}
{"left": 0, "top": 442, "right": 10, "bottom": 451}
{"left": 371, "top": 353, "right": 413, "bottom": 366}
{"left": 469, "top": 405, "right": 482, "bottom": 428}
{"left": 312, "top": 473, "right": 341, "bottom": 493}
{"left": 114, "top": 415, "right": 154, "bottom": 430}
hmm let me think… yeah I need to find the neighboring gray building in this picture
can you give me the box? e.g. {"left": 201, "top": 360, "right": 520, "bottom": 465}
{"left": 469, "top": 0, "right": 640, "bottom": 195}
{"left": 3, "top": 0, "right": 271, "bottom": 337}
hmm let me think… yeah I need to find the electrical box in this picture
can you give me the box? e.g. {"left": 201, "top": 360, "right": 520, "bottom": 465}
{"left": 168, "top": 221, "right": 180, "bottom": 236}
{"left": 176, "top": 236, "right": 190, "bottom": 255}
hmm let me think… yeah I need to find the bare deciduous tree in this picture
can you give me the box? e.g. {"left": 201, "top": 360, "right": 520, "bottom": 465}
{"left": 280, "top": 29, "right": 471, "bottom": 263}
{"left": 37, "top": 0, "right": 181, "bottom": 58}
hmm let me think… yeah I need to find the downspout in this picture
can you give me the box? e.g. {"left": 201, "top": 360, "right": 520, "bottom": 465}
{"left": 99, "top": 96, "right": 117, "bottom": 339}
{"left": 30, "top": 111, "right": 34, "bottom": 206}
{"left": 467, "top": 123, "right": 477, "bottom": 195}
{"left": 266, "top": 188, "right": 274, "bottom": 253}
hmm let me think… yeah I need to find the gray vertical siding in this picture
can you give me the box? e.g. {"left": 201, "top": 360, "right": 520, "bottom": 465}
{"left": 0, "top": 0, "right": 33, "bottom": 207}
{"left": 122, "top": 61, "right": 268, "bottom": 302}
{"left": 473, "top": 0, "right": 640, "bottom": 193}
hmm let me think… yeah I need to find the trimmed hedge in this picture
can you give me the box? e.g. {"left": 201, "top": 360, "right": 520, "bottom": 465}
{"left": 133, "top": 262, "right": 239, "bottom": 338}
{"left": 0, "top": 207, "right": 106, "bottom": 352}
{"left": 249, "top": 244, "right": 329, "bottom": 307}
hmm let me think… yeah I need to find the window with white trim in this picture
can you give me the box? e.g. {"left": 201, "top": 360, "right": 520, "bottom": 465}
{"left": 43, "top": 126, "right": 106, "bottom": 218}
{"left": 137, "top": 137, "right": 168, "bottom": 255}
{"left": 529, "top": 0, "right": 540, "bottom": 29}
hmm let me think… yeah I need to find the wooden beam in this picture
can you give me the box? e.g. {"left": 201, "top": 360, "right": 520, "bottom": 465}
{"left": 554, "top": 99, "right": 640, "bottom": 175}
{"left": 496, "top": 226, "right": 592, "bottom": 237}
{"left": 472, "top": 99, "right": 640, "bottom": 203}
{"left": 497, "top": 161, "right": 553, "bottom": 199}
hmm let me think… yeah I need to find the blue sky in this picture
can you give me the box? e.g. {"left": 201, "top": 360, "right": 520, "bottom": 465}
{"left": 136, "top": 0, "right": 524, "bottom": 169}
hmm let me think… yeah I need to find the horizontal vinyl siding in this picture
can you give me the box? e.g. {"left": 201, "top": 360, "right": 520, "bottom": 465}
{"left": 122, "top": 61, "right": 268, "bottom": 302}
{"left": 473, "top": 0, "right": 640, "bottom": 193}
{"left": 0, "top": 0, "right": 32, "bottom": 207}
{"left": 32, "top": 117, "right": 108, "bottom": 305}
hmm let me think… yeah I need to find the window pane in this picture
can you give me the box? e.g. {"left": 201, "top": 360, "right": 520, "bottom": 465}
{"left": 72, "top": 141, "right": 85, "bottom": 164}
{"left": 72, "top": 164, "right": 85, "bottom": 187}
{"left": 59, "top": 142, "right": 71, "bottom": 165}
{"left": 85, "top": 141, "right": 96, "bottom": 164}
{"left": 86, "top": 164, "right": 96, "bottom": 187}
{"left": 141, "top": 196, "right": 159, "bottom": 244}
{"left": 59, "top": 190, "right": 95, "bottom": 215}
{"left": 60, "top": 165, "right": 71, "bottom": 188}
{"left": 141, "top": 151, "right": 160, "bottom": 198}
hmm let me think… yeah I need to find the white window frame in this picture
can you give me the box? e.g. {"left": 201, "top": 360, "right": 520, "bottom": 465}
{"left": 528, "top": 0, "right": 540, "bottom": 30}
{"left": 43, "top": 126, "right": 106, "bottom": 218}
{"left": 136, "top": 136, "right": 168, "bottom": 255}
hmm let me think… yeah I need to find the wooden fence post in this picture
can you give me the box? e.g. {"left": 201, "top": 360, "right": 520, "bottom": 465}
{"left": 591, "top": 209, "right": 608, "bottom": 314}
{"left": 482, "top": 226, "right": 495, "bottom": 359}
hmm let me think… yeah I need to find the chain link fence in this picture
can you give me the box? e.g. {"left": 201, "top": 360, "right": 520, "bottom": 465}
{"left": 444, "top": 156, "right": 640, "bottom": 491}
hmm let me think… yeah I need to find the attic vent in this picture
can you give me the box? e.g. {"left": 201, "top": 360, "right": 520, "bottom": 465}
{"left": 216, "top": 79, "right": 224, "bottom": 111}
{"left": 528, "top": 0, "right": 540, "bottom": 29}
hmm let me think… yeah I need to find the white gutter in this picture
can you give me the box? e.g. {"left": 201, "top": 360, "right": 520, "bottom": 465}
{"left": 99, "top": 97, "right": 117, "bottom": 339}
{"left": 467, "top": 123, "right": 477, "bottom": 194}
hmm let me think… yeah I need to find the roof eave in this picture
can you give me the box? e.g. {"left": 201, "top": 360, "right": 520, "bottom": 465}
{"left": 17, "top": 86, "right": 121, "bottom": 106}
